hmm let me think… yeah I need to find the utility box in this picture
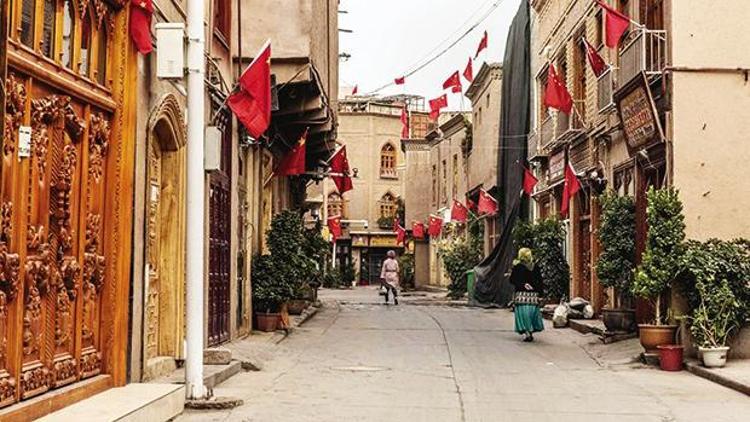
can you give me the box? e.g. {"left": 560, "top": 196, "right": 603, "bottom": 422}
{"left": 155, "top": 23, "right": 185, "bottom": 79}
{"left": 204, "top": 126, "right": 222, "bottom": 171}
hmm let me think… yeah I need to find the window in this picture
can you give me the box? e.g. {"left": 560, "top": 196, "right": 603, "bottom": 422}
{"left": 21, "top": 0, "right": 35, "bottom": 48}
{"left": 80, "top": 8, "right": 93, "bottom": 77}
{"left": 486, "top": 93, "right": 490, "bottom": 108}
{"left": 574, "top": 27, "right": 586, "bottom": 124}
{"left": 328, "top": 193, "right": 344, "bottom": 218}
{"left": 452, "top": 154, "right": 459, "bottom": 199}
{"left": 213, "top": 0, "right": 231, "bottom": 42}
{"left": 380, "top": 143, "right": 396, "bottom": 178}
{"left": 41, "top": 0, "right": 56, "bottom": 58}
{"left": 431, "top": 165, "right": 437, "bottom": 205}
{"left": 62, "top": 0, "right": 75, "bottom": 68}
{"left": 96, "top": 26, "right": 108, "bottom": 84}
{"left": 595, "top": 11, "right": 603, "bottom": 47}
{"left": 441, "top": 160, "right": 447, "bottom": 202}
{"left": 380, "top": 193, "right": 396, "bottom": 219}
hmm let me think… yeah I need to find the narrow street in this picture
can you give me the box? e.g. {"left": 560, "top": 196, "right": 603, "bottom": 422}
{"left": 178, "top": 288, "right": 750, "bottom": 422}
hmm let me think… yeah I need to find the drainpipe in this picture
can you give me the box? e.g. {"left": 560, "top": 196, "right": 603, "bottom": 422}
{"left": 185, "top": 0, "right": 207, "bottom": 400}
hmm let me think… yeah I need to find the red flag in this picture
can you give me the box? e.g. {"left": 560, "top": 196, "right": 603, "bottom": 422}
{"left": 275, "top": 129, "right": 307, "bottom": 176}
{"left": 478, "top": 190, "right": 498, "bottom": 215}
{"left": 227, "top": 41, "right": 272, "bottom": 139}
{"left": 463, "top": 58, "right": 474, "bottom": 83}
{"left": 561, "top": 163, "right": 582, "bottom": 217}
{"left": 451, "top": 200, "right": 469, "bottom": 223}
{"left": 401, "top": 107, "right": 409, "bottom": 139}
{"left": 443, "top": 71, "right": 462, "bottom": 93}
{"left": 428, "top": 215, "right": 443, "bottom": 237}
{"left": 523, "top": 166, "right": 539, "bottom": 196}
{"left": 130, "top": 0, "right": 154, "bottom": 54}
{"left": 394, "top": 76, "right": 406, "bottom": 85}
{"left": 544, "top": 64, "right": 573, "bottom": 114}
{"left": 597, "top": 0, "right": 631, "bottom": 48}
{"left": 413, "top": 222, "right": 425, "bottom": 239}
{"left": 329, "top": 146, "right": 353, "bottom": 194}
{"left": 327, "top": 216, "right": 342, "bottom": 241}
{"left": 396, "top": 224, "right": 406, "bottom": 245}
{"left": 352, "top": 85, "right": 359, "bottom": 95}
{"left": 475, "top": 30, "right": 488, "bottom": 58}
{"left": 582, "top": 38, "right": 608, "bottom": 77}
{"left": 429, "top": 94, "right": 448, "bottom": 121}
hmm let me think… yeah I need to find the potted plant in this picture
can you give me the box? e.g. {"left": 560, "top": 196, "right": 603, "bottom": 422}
{"left": 678, "top": 239, "right": 750, "bottom": 368}
{"left": 632, "top": 187, "right": 685, "bottom": 353}
{"left": 596, "top": 192, "right": 637, "bottom": 332}
{"left": 251, "top": 255, "right": 286, "bottom": 332}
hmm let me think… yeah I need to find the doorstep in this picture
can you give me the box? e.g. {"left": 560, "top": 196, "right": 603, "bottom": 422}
{"left": 684, "top": 358, "right": 750, "bottom": 396}
{"left": 151, "top": 361, "right": 243, "bottom": 391}
{"left": 37, "top": 383, "right": 184, "bottom": 422}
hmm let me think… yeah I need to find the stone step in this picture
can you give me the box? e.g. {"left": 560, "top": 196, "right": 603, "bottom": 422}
{"left": 153, "top": 360, "right": 243, "bottom": 391}
{"left": 37, "top": 383, "right": 184, "bottom": 422}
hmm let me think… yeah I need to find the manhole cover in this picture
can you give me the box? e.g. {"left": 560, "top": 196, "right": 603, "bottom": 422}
{"left": 331, "top": 365, "right": 389, "bottom": 372}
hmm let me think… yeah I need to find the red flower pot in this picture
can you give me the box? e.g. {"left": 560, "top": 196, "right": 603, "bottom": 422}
{"left": 657, "top": 344, "right": 684, "bottom": 371}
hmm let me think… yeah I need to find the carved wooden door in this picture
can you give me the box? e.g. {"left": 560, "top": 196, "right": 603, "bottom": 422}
{"left": 145, "top": 140, "right": 162, "bottom": 361}
{"left": 0, "top": 75, "right": 109, "bottom": 405}
{"left": 208, "top": 174, "right": 230, "bottom": 346}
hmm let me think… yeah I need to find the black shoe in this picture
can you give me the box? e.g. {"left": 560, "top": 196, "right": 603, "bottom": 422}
{"left": 394, "top": 298, "right": 399, "bottom": 305}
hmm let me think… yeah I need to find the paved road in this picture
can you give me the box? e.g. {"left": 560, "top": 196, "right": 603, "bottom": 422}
{"left": 178, "top": 288, "right": 750, "bottom": 422}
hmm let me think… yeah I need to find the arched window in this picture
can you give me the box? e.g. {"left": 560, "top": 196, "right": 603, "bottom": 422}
{"left": 41, "top": 0, "right": 56, "bottom": 58}
{"left": 62, "top": 0, "right": 76, "bottom": 68}
{"left": 327, "top": 193, "right": 343, "bottom": 218}
{"left": 20, "top": 0, "right": 35, "bottom": 48}
{"left": 380, "top": 143, "right": 396, "bottom": 178}
{"left": 96, "top": 25, "right": 108, "bottom": 84}
{"left": 379, "top": 192, "right": 396, "bottom": 220}
{"left": 80, "top": 7, "right": 93, "bottom": 77}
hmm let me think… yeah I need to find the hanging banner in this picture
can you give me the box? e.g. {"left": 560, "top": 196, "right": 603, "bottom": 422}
{"left": 615, "top": 72, "right": 665, "bottom": 152}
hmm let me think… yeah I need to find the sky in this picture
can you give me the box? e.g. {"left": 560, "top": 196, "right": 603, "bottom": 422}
{"left": 338, "top": 0, "right": 523, "bottom": 111}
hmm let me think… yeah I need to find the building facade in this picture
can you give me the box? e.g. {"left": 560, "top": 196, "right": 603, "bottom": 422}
{"left": 0, "top": 0, "right": 137, "bottom": 417}
{"left": 527, "top": 0, "right": 750, "bottom": 315}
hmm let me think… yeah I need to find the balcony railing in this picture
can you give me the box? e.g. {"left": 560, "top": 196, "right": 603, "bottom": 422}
{"left": 380, "top": 168, "right": 398, "bottom": 179}
{"left": 597, "top": 67, "right": 615, "bottom": 113}
{"left": 618, "top": 29, "right": 668, "bottom": 87}
{"left": 540, "top": 115, "right": 554, "bottom": 148}
{"left": 556, "top": 100, "right": 586, "bottom": 143}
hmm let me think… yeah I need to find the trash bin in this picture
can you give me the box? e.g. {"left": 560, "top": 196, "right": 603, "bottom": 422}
{"left": 465, "top": 269, "right": 476, "bottom": 303}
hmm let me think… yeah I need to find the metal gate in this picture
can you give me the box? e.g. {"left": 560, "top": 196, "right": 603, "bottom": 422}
{"left": 208, "top": 174, "right": 231, "bottom": 346}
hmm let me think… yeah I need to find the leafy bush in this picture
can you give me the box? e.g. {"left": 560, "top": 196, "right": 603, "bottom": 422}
{"left": 399, "top": 254, "right": 415, "bottom": 289}
{"left": 439, "top": 220, "right": 483, "bottom": 299}
{"left": 251, "top": 254, "right": 295, "bottom": 313}
{"left": 512, "top": 218, "right": 570, "bottom": 301}
{"left": 632, "top": 187, "right": 685, "bottom": 324}
{"left": 303, "top": 225, "right": 330, "bottom": 290}
{"left": 596, "top": 193, "right": 636, "bottom": 308}
{"left": 677, "top": 239, "right": 750, "bottom": 347}
{"left": 341, "top": 262, "right": 356, "bottom": 287}
{"left": 322, "top": 268, "right": 343, "bottom": 288}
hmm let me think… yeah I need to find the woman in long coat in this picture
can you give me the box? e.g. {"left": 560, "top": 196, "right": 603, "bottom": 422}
{"left": 510, "top": 248, "right": 545, "bottom": 342}
{"left": 380, "top": 250, "right": 400, "bottom": 305}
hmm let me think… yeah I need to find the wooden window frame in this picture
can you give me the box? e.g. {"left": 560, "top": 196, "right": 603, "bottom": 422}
{"left": 379, "top": 193, "right": 396, "bottom": 220}
{"left": 380, "top": 143, "right": 397, "bottom": 179}
{"left": 213, "top": 0, "right": 231, "bottom": 49}
{"left": 328, "top": 192, "right": 344, "bottom": 218}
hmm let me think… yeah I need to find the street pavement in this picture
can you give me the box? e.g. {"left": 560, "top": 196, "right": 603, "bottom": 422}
{"left": 177, "top": 287, "right": 750, "bottom": 422}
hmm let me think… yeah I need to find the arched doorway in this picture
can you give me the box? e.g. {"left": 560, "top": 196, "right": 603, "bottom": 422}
{"left": 143, "top": 95, "right": 187, "bottom": 380}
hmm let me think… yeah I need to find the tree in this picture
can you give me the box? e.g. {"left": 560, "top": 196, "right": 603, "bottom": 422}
{"left": 596, "top": 192, "right": 636, "bottom": 308}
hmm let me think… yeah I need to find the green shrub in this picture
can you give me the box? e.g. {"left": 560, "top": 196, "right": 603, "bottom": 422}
{"left": 322, "top": 268, "right": 343, "bottom": 288}
{"left": 439, "top": 220, "right": 483, "bottom": 299}
{"left": 399, "top": 254, "right": 415, "bottom": 289}
{"left": 632, "top": 187, "right": 685, "bottom": 324}
{"left": 251, "top": 254, "right": 295, "bottom": 313}
{"left": 596, "top": 192, "right": 636, "bottom": 308}
{"left": 512, "top": 218, "right": 570, "bottom": 301}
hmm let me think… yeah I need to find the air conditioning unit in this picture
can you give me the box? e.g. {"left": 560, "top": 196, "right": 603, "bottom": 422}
{"left": 155, "top": 23, "right": 185, "bottom": 79}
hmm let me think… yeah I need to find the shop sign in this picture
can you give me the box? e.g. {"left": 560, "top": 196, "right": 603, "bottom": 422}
{"left": 370, "top": 235, "right": 398, "bottom": 248}
{"left": 351, "top": 235, "right": 369, "bottom": 247}
{"left": 549, "top": 149, "right": 566, "bottom": 181}
{"left": 615, "top": 72, "right": 664, "bottom": 151}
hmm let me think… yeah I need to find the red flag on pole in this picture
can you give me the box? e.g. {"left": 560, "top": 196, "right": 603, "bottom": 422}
{"left": 582, "top": 38, "right": 608, "bottom": 77}
{"left": 327, "top": 216, "right": 342, "bottom": 241}
{"left": 428, "top": 215, "right": 443, "bottom": 237}
{"left": 523, "top": 166, "right": 539, "bottom": 196}
{"left": 475, "top": 30, "right": 488, "bottom": 58}
{"left": 478, "top": 190, "right": 498, "bottom": 215}
{"left": 401, "top": 107, "right": 410, "bottom": 139}
{"left": 443, "top": 71, "right": 462, "bottom": 93}
{"left": 429, "top": 94, "right": 448, "bottom": 121}
{"left": 130, "top": 0, "right": 154, "bottom": 54}
{"left": 413, "top": 222, "right": 425, "bottom": 239}
{"left": 544, "top": 64, "right": 573, "bottom": 115}
{"left": 352, "top": 85, "right": 359, "bottom": 95}
{"left": 396, "top": 224, "right": 406, "bottom": 245}
{"left": 227, "top": 41, "right": 272, "bottom": 139}
{"left": 275, "top": 128, "right": 307, "bottom": 176}
{"left": 463, "top": 58, "right": 474, "bottom": 83}
{"left": 394, "top": 76, "right": 405, "bottom": 85}
{"left": 451, "top": 200, "right": 469, "bottom": 223}
{"left": 329, "top": 146, "right": 353, "bottom": 194}
{"left": 561, "top": 163, "right": 582, "bottom": 217}
{"left": 596, "top": 0, "right": 631, "bottom": 48}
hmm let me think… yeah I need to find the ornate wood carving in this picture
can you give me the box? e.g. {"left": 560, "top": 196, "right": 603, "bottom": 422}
{"left": 23, "top": 244, "right": 53, "bottom": 357}
{"left": 0, "top": 243, "right": 20, "bottom": 304}
{"left": 88, "top": 113, "right": 110, "bottom": 182}
{"left": 54, "top": 145, "right": 77, "bottom": 252}
{"left": 30, "top": 96, "right": 67, "bottom": 180}
{"left": 4, "top": 75, "right": 27, "bottom": 156}
{"left": 81, "top": 213, "right": 104, "bottom": 378}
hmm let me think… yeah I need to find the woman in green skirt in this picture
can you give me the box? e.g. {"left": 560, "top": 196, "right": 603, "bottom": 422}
{"left": 510, "top": 248, "right": 544, "bottom": 342}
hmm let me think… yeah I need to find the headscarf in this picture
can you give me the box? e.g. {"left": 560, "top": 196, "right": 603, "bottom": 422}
{"left": 513, "top": 247, "right": 534, "bottom": 270}
{"left": 387, "top": 250, "right": 396, "bottom": 259}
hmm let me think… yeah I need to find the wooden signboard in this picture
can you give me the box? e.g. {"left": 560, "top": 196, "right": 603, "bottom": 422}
{"left": 615, "top": 72, "right": 665, "bottom": 152}
{"left": 369, "top": 235, "right": 399, "bottom": 248}
{"left": 549, "top": 148, "right": 566, "bottom": 181}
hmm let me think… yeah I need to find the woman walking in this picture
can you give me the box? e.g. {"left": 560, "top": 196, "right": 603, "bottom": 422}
{"left": 380, "top": 250, "right": 400, "bottom": 305}
{"left": 510, "top": 248, "right": 544, "bottom": 342}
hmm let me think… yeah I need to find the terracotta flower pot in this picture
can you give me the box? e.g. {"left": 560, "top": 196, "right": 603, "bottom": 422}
{"left": 288, "top": 299, "right": 309, "bottom": 315}
{"left": 602, "top": 309, "right": 637, "bottom": 333}
{"left": 256, "top": 312, "right": 279, "bottom": 332}
{"left": 638, "top": 324, "right": 678, "bottom": 354}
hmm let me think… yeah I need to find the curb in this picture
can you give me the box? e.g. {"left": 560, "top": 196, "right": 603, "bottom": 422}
{"left": 684, "top": 359, "right": 750, "bottom": 396}
{"left": 185, "top": 396, "right": 244, "bottom": 410}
